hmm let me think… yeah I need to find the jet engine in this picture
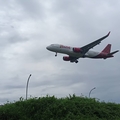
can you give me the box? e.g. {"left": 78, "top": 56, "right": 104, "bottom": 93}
{"left": 73, "top": 47, "right": 82, "bottom": 53}
{"left": 63, "top": 56, "right": 70, "bottom": 61}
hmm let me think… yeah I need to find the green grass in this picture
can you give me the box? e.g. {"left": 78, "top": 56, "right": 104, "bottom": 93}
{"left": 0, "top": 94, "right": 120, "bottom": 120}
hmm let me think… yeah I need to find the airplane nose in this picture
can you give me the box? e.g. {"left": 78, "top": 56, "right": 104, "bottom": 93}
{"left": 46, "top": 46, "right": 50, "bottom": 50}
{"left": 46, "top": 45, "right": 53, "bottom": 51}
{"left": 46, "top": 46, "right": 48, "bottom": 50}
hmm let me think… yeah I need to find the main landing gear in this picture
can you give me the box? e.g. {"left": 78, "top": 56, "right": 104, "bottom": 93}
{"left": 55, "top": 52, "right": 57, "bottom": 57}
{"left": 75, "top": 60, "right": 78, "bottom": 63}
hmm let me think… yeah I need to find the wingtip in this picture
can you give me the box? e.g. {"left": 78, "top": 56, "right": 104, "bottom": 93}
{"left": 108, "top": 31, "right": 111, "bottom": 35}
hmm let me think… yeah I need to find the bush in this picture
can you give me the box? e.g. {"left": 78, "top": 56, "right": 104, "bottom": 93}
{"left": 0, "top": 95, "right": 120, "bottom": 120}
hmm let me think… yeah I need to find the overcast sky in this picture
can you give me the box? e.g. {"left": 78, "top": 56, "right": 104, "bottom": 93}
{"left": 0, "top": 0, "right": 120, "bottom": 104}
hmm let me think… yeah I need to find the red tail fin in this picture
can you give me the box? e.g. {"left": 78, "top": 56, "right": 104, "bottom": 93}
{"left": 102, "top": 44, "right": 111, "bottom": 53}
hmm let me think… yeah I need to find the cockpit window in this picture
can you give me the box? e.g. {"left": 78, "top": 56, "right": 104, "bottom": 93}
{"left": 51, "top": 44, "right": 54, "bottom": 46}
{"left": 51, "top": 44, "right": 57, "bottom": 46}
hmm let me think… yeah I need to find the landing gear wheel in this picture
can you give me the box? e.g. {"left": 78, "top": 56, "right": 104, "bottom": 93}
{"left": 75, "top": 60, "right": 78, "bottom": 63}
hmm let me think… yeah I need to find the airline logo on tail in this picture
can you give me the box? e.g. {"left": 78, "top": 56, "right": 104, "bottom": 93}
{"left": 102, "top": 44, "right": 111, "bottom": 53}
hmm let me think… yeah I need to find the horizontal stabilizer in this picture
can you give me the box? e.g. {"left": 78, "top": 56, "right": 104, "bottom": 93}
{"left": 108, "top": 50, "right": 119, "bottom": 56}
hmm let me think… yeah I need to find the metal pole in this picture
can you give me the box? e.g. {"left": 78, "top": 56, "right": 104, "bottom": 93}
{"left": 89, "top": 87, "right": 96, "bottom": 98}
{"left": 26, "top": 74, "right": 32, "bottom": 100}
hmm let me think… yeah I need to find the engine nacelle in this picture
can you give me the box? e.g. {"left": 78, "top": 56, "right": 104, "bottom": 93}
{"left": 63, "top": 56, "right": 70, "bottom": 61}
{"left": 73, "top": 47, "right": 82, "bottom": 53}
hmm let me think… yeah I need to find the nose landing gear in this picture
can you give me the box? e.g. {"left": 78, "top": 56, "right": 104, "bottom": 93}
{"left": 55, "top": 52, "right": 57, "bottom": 57}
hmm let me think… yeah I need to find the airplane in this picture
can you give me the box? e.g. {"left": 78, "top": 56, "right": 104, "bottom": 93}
{"left": 46, "top": 32, "right": 119, "bottom": 63}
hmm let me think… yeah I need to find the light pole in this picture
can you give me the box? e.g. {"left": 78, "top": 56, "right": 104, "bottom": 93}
{"left": 89, "top": 87, "right": 96, "bottom": 98}
{"left": 26, "top": 74, "right": 32, "bottom": 100}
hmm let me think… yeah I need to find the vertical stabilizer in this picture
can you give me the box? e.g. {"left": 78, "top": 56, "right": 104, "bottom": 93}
{"left": 102, "top": 44, "right": 111, "bottom": 53}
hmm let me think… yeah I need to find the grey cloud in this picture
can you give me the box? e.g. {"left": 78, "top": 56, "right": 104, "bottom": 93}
{"left": 49, "top": 0, "right": 120, "bottom": 43}
{"left": 0, "top": 29, "right": 29, "bottom": 46}
{"left": 17, "top": 0, "right": 46, "bottom": 19}
{"left": 3, "top": 84, "right": 25, "bottom": 90}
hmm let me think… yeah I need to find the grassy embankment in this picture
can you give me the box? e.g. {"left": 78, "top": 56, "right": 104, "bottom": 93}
{"left": 0, "top": 94, "right": 120, "bottom": 120}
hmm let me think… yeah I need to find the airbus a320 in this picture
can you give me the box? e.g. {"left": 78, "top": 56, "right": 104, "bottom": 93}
{"left": 46, "top": 32, "right": 119, "bottom": 63}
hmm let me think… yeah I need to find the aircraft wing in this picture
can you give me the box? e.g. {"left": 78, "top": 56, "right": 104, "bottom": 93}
{"left": 81, "top": 32, "right": 110, "bottom": 54}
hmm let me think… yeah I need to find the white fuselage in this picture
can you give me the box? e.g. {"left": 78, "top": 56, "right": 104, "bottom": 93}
{"left": 46, "top": 44, "right": 100, "bottom": 58}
